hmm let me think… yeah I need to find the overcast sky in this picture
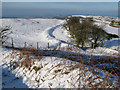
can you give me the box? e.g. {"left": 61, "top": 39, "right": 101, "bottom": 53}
{"left": 1, "top": 0, "right": 119, "bottom": 2}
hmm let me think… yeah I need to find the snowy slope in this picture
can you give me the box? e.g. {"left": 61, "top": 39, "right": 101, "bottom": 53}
{"left": 0, "top": 17, "right": 119, "bottom": 88}
{"left": 95, "top": 22, "right": 119, "bottom": 37}
{"left": 1, "top": 19, "right": 63, "bottom": 49}
{"left": 53, "top": 26, "right": 70, "bottom": 42}
{"left": 1, "top": 49, "right": 118, "bottom": 88}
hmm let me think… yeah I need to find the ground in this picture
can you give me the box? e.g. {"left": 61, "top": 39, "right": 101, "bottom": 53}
{"left": 0, "top": 16, "right": 119, "bottom": 88}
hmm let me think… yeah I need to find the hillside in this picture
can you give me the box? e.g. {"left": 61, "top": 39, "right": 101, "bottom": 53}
{"left": 0, "top": 16, "right": 119, "bottom": 88}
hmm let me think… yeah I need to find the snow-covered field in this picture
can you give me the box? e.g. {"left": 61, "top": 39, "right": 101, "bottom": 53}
{"left": 1, "top": 19, "right": 64, "bottom": 49}
{"left": 1, "top": 18, "right": 119, "bottom": 53}
{"left": 0, "top": 49, "right": 118, "bottom": 88}
{"left": 0, "top": 16, "right": 119, "bottom": 88}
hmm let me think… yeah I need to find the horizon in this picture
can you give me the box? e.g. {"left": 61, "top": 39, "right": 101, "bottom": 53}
{"left": 1, "top": 0, "right": 119, "bottom": 2}
{"left": 1, "top": 2, "right": 118, "bottom": 18}
{"left": 1, "top": 1, "right": 120, "bottom": 3}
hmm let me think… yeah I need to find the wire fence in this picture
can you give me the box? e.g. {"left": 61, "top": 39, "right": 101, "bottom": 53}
{"left": 1, "top": 39, "right": 120, "bottom": 88}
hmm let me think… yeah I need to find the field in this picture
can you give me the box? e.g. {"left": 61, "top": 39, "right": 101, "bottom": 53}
{"left": 0, "top": 16, "right": 120, "bottom": 88}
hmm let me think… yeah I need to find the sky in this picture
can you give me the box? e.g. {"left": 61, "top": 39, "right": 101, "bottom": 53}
{"left": 1, "top": 0, "right": 120, "bottom": 2}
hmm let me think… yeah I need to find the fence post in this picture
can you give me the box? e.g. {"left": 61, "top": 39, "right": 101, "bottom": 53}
{"left": 37, "top": 42, "right": 39, "bottom": 50}
{"left": 24, "top": 42, "right": 26, "bottom": 48}
{"left": 36, "top": 42, "right": 39, "bottom": 56}
{"left": 68, "top": 43, "right": 69, "bottom": 48}
{"left": 11, "top": 38, "right": 14, "bottom": 48}
{"left": 48, "top": 42, "right": 49, "bottom": 49}
{"left": 58, "top": 42, "right": 61, "bottom": 50}
{"left": 67, "top": 40, "right": 69, "bottom": 48}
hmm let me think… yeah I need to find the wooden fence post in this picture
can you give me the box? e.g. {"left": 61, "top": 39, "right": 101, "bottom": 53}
{"left": 37, "top": 42, "right": 39, "bottom": 50}
{"left": 24, "top": 42, "right": 26, "bottom": 48}
{"left": 48, "top": 42, "right": 49, "bottom": 49}
{"left": 11, "top": 38, "right": 14, "bottom": 48}
{"left": 59, "top": 42, "right": 61, "bottom": 50}
{"left": 67, "top": 40, "right": 69, "bottom": 48}
{"left": 36, "top": 42, "right": 39, "bottom": 56}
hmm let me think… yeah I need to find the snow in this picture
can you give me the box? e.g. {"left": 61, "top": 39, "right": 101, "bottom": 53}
{"left": 105, "top": 24, "right": 119, "bottom": 37}
{"left": 103, "top": 38, "right": 120, "bottom": 51}
{"left": 53, "top": 25, "right": 70, "bottom": 42}
{"left": 0, "top": 64, "right": 1, "bottom": 90}
{"left": 95, "top": 22, "right": 119, "bottom": 37}
{"left": 86, "top": 47, "right": 118, "bottom": 56}
{"left": 0, "top": 16, "right": 119, "bottom": 88}
{"left": 1, "top": 19, "right": 63, "bottom": 49}
{"left": 1, "top": 51, "right": 118, "bottom": 88}
{"left": 1, "top": 18, "right": 119, "bottom": 52}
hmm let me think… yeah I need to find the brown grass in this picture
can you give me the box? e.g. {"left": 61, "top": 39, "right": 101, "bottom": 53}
{"left": 2, "top": 41, "right": 120, "bottom": 88}
{"left": 109, "top": 24, "right": 120, "bottom": 28}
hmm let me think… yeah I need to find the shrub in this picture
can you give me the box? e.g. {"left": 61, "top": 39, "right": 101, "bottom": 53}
{"left": 33, "top": 66, "right": 39, "bottom": 73}
{"left": 106, "top": 33, "right": 119, "bottom": 40}
{"left": 0, "top": 26, "right": 12, "bottom": 45}
{"left": 63, "top": 17, "right": 108, "bottom": 48}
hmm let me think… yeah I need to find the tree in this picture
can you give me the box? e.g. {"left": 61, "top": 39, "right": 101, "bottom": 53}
{"left": 63, "top": 17, "right": 93, "bottom": 48}
{"left": 63, "top": 17, "right": 111, "bottom": 49}
{"left": 63, "top": 17, "right": 80, "bottom": 38}
{"left": 118, "top": 22, "right": 120, "bottom": 25}
{"left": 75, "top": 18, "right": 93, "bottom": 48}
{"left": 90, "top": 25, "right": 107, "bottom": 48}
{"left": 106, "top": 33, "right": 119, "bottom": 40}
{"left": 110, "top": 20, "right": 115, "bottom": 25}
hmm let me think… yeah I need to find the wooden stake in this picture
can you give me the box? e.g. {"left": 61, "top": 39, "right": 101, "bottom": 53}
{"left": 11, "top": 38, "right": 14, "bottom": 48}
{"left": 37, "top": 42, "right": 39, "bottom": 50}
{"left": 24, "top": 42, "right": 26, "bottom": 48}
{"left": 48, "top": 42, "right": 49, "bottom": 49}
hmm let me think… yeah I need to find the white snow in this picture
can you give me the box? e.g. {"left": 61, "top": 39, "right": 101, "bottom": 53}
{"left": 53, "top": 25, "right": 70, "bottom": 42}
{"left": 95, "top": 22, "right": 119, "bottom": 37}
{"left": 1, "top": 50, "right": 118, "bottom": 88}
{"left": 0, "top": 16, "right": 119, "bottom": 88}
{"left": 1, "top": 19, "right": 63, "bottom": 49}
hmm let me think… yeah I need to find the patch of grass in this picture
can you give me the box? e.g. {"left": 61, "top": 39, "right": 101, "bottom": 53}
{"left": 109, "top": 24, "right": 120, "bottom": 28}
{"left": 33, "top": 66, "right": 40, "bottom": 73}
{"left": 3, "top": 41, "right": 120, "bottom": 88}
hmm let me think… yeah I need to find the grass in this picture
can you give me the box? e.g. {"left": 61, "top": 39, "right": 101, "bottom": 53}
{"left": 109, "top": 24, "right": 120, "bottom": 28}
{"left": 2, "top": 41, "right": 120, "bottom": 88}
{"left": 33, "top": 66, "right": 40, "bottom": 73}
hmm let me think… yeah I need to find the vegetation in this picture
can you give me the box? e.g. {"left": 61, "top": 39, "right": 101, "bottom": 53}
{"left": 109, "top": 20, "right": 120, "bottom": 28}
{"left": 0, "top": 26, "right": 12, "bottom": 45}
{"left": 63, "top": 17, "right": 118, "bottom": 48}
{"left": 33, "top": 66, "right": 40, "bottom": 73}
{"left": 3, "top": 42, "right": 119, "bottom": 88}
{"left": 90, "top": 25, "right": 107, "bottom": 48}
{"left": 109, "top": 23, "right": 120, "bottom": 28}
{"left": 110, "top": 20, "right": 115, "bottom": 25}
{"left": 118, "top": 22, "right": 120, "bottom": 25}
{"left": 106, "top": 33, "right": 119, "bottom": 40}
{"left": 1, "top": 18, "right": 120, "bottom": 88}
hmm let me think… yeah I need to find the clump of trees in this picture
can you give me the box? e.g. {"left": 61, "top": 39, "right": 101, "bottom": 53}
{"left": 110, "top": 20, "right": 115, "bottom": 25}
{"left": 63, "top": 17, "right": 119, "bottom": 48}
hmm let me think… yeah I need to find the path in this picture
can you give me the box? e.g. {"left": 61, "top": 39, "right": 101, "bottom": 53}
{"left": 46, "top": 22, "right": 73, "bottom": 49}
{"left": 2, "top": 45, "right": 120, "bottom": 76}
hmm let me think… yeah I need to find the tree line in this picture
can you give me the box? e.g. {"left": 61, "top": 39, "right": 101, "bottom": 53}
{"left": 63, "top": 17, "right": 119, "bottom": 48}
